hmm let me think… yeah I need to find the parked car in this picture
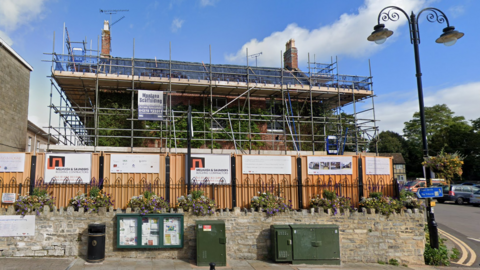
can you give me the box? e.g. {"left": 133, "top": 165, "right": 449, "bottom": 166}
{"left": 403, "top": 179, "right": 446, "bottom": 193}
{"left": 470, "top": 190, "right": 480, "bottom": 206}
{"left": 437, "top": 185, "right": 480, "bottom": 204}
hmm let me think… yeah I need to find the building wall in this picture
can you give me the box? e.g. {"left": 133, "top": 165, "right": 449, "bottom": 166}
{"left": 0, "top": 206, "right": 425, "bottom": 265}
{"left": 0, "top": 46, "right": 31, "bottom": 152}
{"left": 25, "top": 130, "right": 51, "bottom": 154}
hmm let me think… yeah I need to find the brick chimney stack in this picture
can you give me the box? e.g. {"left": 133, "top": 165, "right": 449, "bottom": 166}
{"left": 101, "top": 20, "right": 111, "bottom": 57}
{"left": 283, "top": 39, "right": 298, "bottom": 70}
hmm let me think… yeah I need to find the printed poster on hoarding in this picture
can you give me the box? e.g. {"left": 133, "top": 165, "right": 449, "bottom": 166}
{"left": 307, "top": 156, "right": 353, "bottom": 175}
{"left": 138, "top": 90, "right": 164, "bottom": 121}
{"left": 365, "top": 157, "right": 391, "bottom": 175}
{"left": 242, "top": 155, "right": 291, "bottom": 174}
{"left": 189, "top": 154, "right": 231, "bottom": 184}
{"left": 0, "top": 153, "right": 25, "bottom": 172}
{"left": 44, "top": 153, "right": 91, "bottom": 183}
{"left": 0, "top": 215, "right": 35, "bottom": 237}
{"left": 110, "top": 154, "right": 160, "bottom": 173}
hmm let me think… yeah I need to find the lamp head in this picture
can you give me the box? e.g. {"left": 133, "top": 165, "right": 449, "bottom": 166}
{"left": 367, "top": 24, "right": 394, "bottom": 44}
{"left": 435, "top": 26, "right": 464, "bottom": 46}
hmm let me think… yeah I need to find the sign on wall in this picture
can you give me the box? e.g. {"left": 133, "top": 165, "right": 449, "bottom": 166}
{"left": 2, "top": 193, "right": 16, "bottom": 203}
{"left": 0, "top": 215, "right": 35, "bottom": 237}
{"left": 189, "top": 154, "right": 231, "bottom": 184}
{"left": 307, "top": 156, "right": 353, "bottom": 175}
{"left": 110, "top": 154, "right": 160, "bottom": 173}
{"left": 138, "top": 90, "right": 164, "bottom": 121}
{"left": 365, "top": 157, "right": 391, "bottom": 175}
{"left": 0, "top": 153, "right": 25, "bottom": 172}
{"left": 242, "top": 155, "right": 292, "bottom": 174}
{"left": 44, "top": 153, "right": 91, "bottom": 183}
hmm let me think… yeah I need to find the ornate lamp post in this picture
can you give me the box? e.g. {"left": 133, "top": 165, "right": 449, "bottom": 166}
{"left": 367, "top": 6, "right": 464, "bottom": 249}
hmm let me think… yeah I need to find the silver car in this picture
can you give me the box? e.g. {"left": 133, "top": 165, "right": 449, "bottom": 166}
{"left": 470, "top": 190, "right": 480, "bottom": 206}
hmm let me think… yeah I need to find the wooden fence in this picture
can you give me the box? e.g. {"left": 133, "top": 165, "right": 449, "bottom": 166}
{"left": 0, "top": 175, "right": 398, "bottom": 210}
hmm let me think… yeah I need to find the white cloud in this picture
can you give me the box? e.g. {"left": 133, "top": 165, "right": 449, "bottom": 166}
{"left": 200, "top": 0, "right": 218, "bottom": 7}
{"left": 0, "top": 0, "right": 48, "bottom": 44}
{"left": 448, "top": 5, "right": 465, "bottom": 18}
{"left": 0, "top": 0, "right": 47, "bottom": 30}
{"left": 374, "top": 81, "right": 480, "bottom": 134}
{"left": 225, "top": 0, "right": 427, "bottom": 66}
{"left": 0, "top": 30, "right": 13, "bottom": 45}
{"left": 171, "top": 18, "right": 184, "bottom": 33}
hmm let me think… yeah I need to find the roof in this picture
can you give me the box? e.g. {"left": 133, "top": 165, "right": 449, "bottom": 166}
{"left": 0, "top": 37, "right": 33, "bottom": 71}
{"left": 27, "top": 120, "right": 58, "bottom": 144}
{"left": 378, "top": 153, "right": 406, "bottom": 164}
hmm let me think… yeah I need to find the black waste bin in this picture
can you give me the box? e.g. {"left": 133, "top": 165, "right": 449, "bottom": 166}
{"left": 87, "top": 224, "right": 106, "bottom": 263}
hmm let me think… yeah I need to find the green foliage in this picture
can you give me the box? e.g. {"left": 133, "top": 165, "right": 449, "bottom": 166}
{"left": 309, "top": 193, "right": 352, "bottom": 215}
{"left": 399, "top": 190, "right": 415, "bottom": 200}
{"left": 359, "top": 196, "right": 403, "bottom": 217}
{"left": 388, "top": 259, "right": 399, "bottom": 266}
{"left": 127, "top": 191, "right": 170, "bottom": 215}
{"left": 368, "top": 130, "right": 407, "bottom": 154}
{"left": 322, "top": 190, "right": 337, "bottom": 200}
{"left": 177, "top": 191, "right": 216, "bottom": 216}
{"left": 422, "top": 149, "right": 464, "bottom": 184}
{"left": 68, "top": 188, "right": 114, "bottom": 213}
{"left": 369, "top": 192, "right": 383, "bottom": 199}
{"left": 424, "top": 225, "right": 458, "bottom": 266}
{"left": 32, "top": 187, "right": 48, "bottom": 197}
{"left": 250, "top": 191, "right": 292, "bottom": 216}
{"left": 15, "top": 190, "right": 56, "bottom": 216}
{"left": 377, "top": 260, "right": 386, "bottom": 265}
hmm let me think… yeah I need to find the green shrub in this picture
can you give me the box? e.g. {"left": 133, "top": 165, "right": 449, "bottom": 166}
{"left": 177, "top": 189, "right": 216, "bottom": 216}
{"left": 322, "top": 190, "right": 337, "bottom": 200}
{"left": 250, "top": 191, "right": 292, "bottom": 216}
{"left": 359, "top": 196, "right": 403, "bottom": 217}
{"left": 424, "top": 225, "right": 456, "bottom": 266}
{"left": 128, "top": 190, "right": 169, "bottom": 215}
{"left": 388, "top": 258, "right": 399, "bottom": 266}
{"left": 310, "top": 193, "right": 352, "bottom": 215}
{"left": 369, "top": 191, "right": 383, "bottom": 199}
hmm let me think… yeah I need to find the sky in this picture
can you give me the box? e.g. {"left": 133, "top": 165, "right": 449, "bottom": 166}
{"left": 1, "top": 0, "right": 479, "bottom": 138}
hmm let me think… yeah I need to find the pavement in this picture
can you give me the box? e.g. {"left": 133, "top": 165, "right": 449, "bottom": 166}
{"left": 1, "top": 257, "right": 480, "bottom": 270}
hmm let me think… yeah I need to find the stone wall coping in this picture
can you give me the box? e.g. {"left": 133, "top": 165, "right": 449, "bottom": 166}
{"left": 1, "top": 205, "right": 424, "bottom": 219}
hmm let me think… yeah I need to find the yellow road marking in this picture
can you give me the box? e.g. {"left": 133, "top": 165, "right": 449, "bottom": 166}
{"left": 439, "top": 228, "right": 477, "bottom": 266}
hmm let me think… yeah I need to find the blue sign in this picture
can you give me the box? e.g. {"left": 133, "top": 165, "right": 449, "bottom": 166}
{"left": 416, "top": 187, "right": 443, "bottom": 198}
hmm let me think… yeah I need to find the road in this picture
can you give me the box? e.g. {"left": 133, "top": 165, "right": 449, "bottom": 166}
{"left": 434, "top": 202, "right": 480, "bottom": 267}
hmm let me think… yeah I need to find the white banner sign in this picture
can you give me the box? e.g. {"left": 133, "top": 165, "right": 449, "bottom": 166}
{"left": 2, "top": 193, "right": 16, "bottom": 203}
{"left": 189, "top": 154, "right": 231, "bottom": 184}
{"left": 44, "top": 153, "right": 91, "bottom": 183}
{"left": 366, "top": 157, "right": 391, "bottom": 175}
{"left": 242, "top": 155, "right": 292, "bottom": 174}
{"left": 110, "top": 154, "right": 160, "bottom": 173}
{"left": 0, "top": 153, "right": 25, "bottom": 172}
{"left": 138, "top": 90, "right": 164, "bottom": 121}
{"left": 0, "top": 215, "right": 35, "bottom": 237}
{"left": 307, "top": 156, "right": 353, "bottom": 175}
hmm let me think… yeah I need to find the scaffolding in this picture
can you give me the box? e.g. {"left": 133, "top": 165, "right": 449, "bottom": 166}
{"left": 43, "top": 32, "right": 378, "bottom": 154}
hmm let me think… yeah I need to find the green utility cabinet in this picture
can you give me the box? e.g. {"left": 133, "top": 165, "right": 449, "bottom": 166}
{"left": 116, "top": 213, "right": 184, "bottom": 249}
{"left": 271, "top": 224, "right": 340, "bottom": 265}
{"left": 270, "top": 225, "right": 292, "bottom": 262}
{"left": 196, "top": 220, "right": 226, "bottom": 266}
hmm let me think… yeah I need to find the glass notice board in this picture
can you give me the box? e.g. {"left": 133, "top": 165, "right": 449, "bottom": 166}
{"left": 116, "top": 214, "right": 184, "bottom": 249}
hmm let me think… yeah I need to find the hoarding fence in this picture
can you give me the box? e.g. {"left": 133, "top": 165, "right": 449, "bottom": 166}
{"left": 1, "top": 176, "right": 400, "bottom": 210}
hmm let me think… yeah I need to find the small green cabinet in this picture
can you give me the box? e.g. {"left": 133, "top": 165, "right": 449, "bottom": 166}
{"left": 270, "top": 224, "right": 340, "bottom": 265}
{"left": 196, "top": 220, "right": 226, "bottom": 266}
{"left": 116, "top": 213, "right": 184, "bottom": 249}
{"left": 270, "top": 225, "right": 292, "bottom": 262}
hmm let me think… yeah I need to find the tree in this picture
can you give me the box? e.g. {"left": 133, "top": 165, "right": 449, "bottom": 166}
{"left": 368, "top": 131, "right": 405, "bottom": 153}
{"left": 403, "top": 104, "right": 466, "bottom": 143}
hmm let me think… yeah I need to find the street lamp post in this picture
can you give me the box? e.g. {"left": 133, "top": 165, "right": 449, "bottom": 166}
{"left": 367, "top": 6, "right": 464, "bottom": 249}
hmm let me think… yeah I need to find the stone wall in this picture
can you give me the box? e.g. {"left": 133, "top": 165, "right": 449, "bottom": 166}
{"left": 0, "top": 206, "right": 426, "bottom": 265}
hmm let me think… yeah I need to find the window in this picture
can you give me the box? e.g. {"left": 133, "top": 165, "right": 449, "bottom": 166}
{"left": 27, "top": 137, "right": 32, "bottom": 152}
{"left": 212, "top": 97, "right": 227, "bottom": 109}
{"left": 211, "top": 118, "right": 226, "bottom": 130}
{"left": 267, "top": 100, "right": 284, "bottom": 132}
{"left": 36, "top": 141, "right": 40, "bottom": 153}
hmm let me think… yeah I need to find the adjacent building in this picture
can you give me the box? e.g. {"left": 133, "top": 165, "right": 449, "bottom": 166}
{"left": 0, "top": 38, "right": 33, "bottom": 152}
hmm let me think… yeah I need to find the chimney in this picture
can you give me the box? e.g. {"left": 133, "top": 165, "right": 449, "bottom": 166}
{"left": 101, "top": 20, "right": 111, "bottom": 57}
{"left": 283, "top": 39, "right": 298, "bottom": 70}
